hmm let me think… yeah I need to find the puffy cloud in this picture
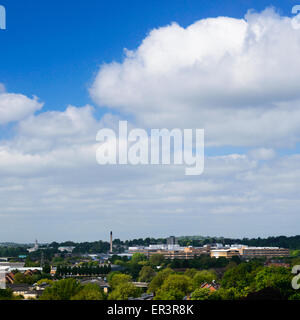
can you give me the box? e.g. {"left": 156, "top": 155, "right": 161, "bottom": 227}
{"left": 0, "top": 90, "right": 43, "bottom": 125}
{"left": 90, "top": 8, "right": 300, "bottom": 147}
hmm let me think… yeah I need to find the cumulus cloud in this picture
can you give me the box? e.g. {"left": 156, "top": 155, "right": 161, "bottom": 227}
{"left": 90, "top": 8, "right": 300, "bottom": 147}
{"left": 0, "top": 89, "right": 43, "bottom": 125}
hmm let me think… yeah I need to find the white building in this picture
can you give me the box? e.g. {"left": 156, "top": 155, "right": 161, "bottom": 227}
{"left": 27, "top": 239, "right": 39, "bottom": 253}
{"left": 58, "top": 246, "right": 75, "bottom": 253}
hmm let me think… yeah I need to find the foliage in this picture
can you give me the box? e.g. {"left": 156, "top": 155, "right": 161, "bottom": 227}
{"left": 138, "top": 266, "right": 156, "bottom": 282}
{"left": 149, "top": 254, "right": 165, "bottom": 266}
{"left": 184, "top": 268, "right": 198, "bottom": 279}
{"left": 71, "top": 283, "right": 105, "bottom": 300}
{"left": 289, "top": 293, "right": 300, "bottom": 300}
{"left": 108, "top": 273, "right": 132, "bottom": 289}
{"left": 193, "top": 270, "right": 217, "bottom": 288}
{"left": 108, "top": 282, "right": 142, "bottom": 300}
{"left": 221, "top": 261, "right": 263, "bottom": 295}
{"left": 148, "top": 268, "right": 175, "bottom": 294}
{"left": 42, "top": 264, "right": 51, "bottom": 274}
{"left": 55, "top": 263, "right": 111, "bottom": 277}
{"left": 0, "top": 246, "right": 28, "bottom": 257}
{"left": 24, "top": 257, "right": 40, "bottom": 268}
{"left": 40, "top": 278, "right": 82, "bottom": 300}
{"left": 210, "top": 287, "right": 243, "bottom": 300}
{"left": 36, "top": 278, "right": 54, "bottom": 286}
{"left": 131, "top": 253, "right": 147, "bottom": 264}
{"left": 0, "top": 289, "right": 14, "bottom": 300}
{"left": 72, "top": 241, "right": 110, "bottom": 254}
{"left": 107, "top": 271, "right": 121, "bottom": 283}
{"left": 14, "top": 272, "right": 37, "bottom": 285}
{"left": 191, "top": 288, "right": 210, "bottom": 300}
{"left": 291, "top": 257, "right": 300, "bottom": 266}
{"left": 255, "top": 266, "right": 293, "bottom": 297}
{"left": 154, "top": 274, "right": 193, "bottom": 300}
{"left": 168, "top": 256, "right": 228, "bottom": 269}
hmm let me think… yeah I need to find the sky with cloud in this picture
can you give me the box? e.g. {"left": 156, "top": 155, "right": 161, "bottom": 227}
{"left": 0, "top": 1, "right": 300, "bottom": 242}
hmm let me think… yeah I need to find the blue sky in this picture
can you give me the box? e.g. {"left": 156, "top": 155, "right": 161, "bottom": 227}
{"left": 1, "top": 1, "right": 300, "bottom": 242}
{"left": 0, "top": 0, "right": 297, "bottom": 110}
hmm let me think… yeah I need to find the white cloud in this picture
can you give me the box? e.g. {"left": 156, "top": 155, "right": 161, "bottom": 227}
{"left": 248, "top": 148, "right": 276, "bottom": 160}
{"left": 90, "top": 8, "right": 300, "bottom": 147}
{"left": 0, "top": 91, "right": 43, "bottom": 125}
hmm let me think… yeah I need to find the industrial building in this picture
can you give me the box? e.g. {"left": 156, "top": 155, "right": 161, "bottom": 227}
{"left": 210, "top": 245, "right": 289, "bottom": 259}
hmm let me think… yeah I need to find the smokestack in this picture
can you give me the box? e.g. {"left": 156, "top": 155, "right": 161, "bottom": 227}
{"left": 110, "top": 231, "right": 113, "bottom": 253}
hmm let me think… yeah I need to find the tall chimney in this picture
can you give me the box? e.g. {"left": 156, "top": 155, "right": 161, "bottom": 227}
{"left": 110, "top": 231, "right": 113, "bottom": 253}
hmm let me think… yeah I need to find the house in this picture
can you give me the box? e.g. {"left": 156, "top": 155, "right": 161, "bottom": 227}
{"left": 5, "top": 272, "right": 15, "bottom": 284}
{"left": 7, "top": 284, "right": 43, "bottom": 300}
{"left": 50, "top": 266, "right": 57, "bottom": 276}
{"left": 201, "top": 280, "right": 220, "bottom": 292}
{"left": 33, "top": 281, "right": 51, "bottom": 291}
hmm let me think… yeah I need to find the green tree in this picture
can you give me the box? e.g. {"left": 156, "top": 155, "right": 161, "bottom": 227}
{"left": 37, "top": 278, "right": 53, "bottom": 286}
{"left": 209, "top": 287, "right": 242, "bottom": 300}
{"left": 230, "top": 255, "right": 241, "bottom": 265}
{"left": 107, "top": 271, "right": 121, "bottom": 284}
{"left": 255, "top": 266, "right": 293, "bottom": 297}
{"left": 289, "top": 292, "right": 300, "bottom": 300}
{"left": 42, "top": 264, "right": 51, "bottom": 274}
{"left": 154, "top": 275, "right": 193, "bottom": 300}
{"left": 184, "top": 268, "right": 198, "bottom": 279}
{"left": 149, "top": 254, "right": 165, "bottom": 266}
{"left": 191, "top": 288, "right": 210, "bottom": 300}
{"left": 0, "top": 289, "right": 14, "bottom": 300}
{"left": 221, "top": 262, "right": 262, "bottom": 295}
{"left": 138, "top": 266, "right": 156, "bottom": 282}
{"left": 40, "top": 278, "right": 82, "bottom": 300}
{"left": 71, "top": 284, "right": 105, "bottom": 300}
{"left": 24, "top": 257, "right": 40, "bottom": 268}
{"left": 108, "top": 283, "right": 142, "bottom": 300}
{"left": 109, "top": 273, "right": 132, "bottom": 290}
{"left": 193, "top": 270, "right": 217, "bottom": 288}
{"left": 147, "top": 268, "right": 175, "bottom": 294}
{"left": 131, "top": 253, "right": 147, "bottom": 264}
{"left": 14, "top": 272, "right": 35, "bottom": 285}
{"left": 225, "top": 261, "right": 237, "bottom": 270}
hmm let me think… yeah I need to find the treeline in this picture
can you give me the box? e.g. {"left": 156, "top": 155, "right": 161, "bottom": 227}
{"left": 49, "top": 241, "right": 110, "bottom": 254}
{"left": 166, "top": 255, "right": 234, "bottom": 269}
{"left": 114, "top": 238, "right": 167, "bottom": 246}
{"left": 178, "top": 235, "right": 300, "bottom": 249}
{"left": 56, "top": 264, "right": 111, "bottom": 276}
{"left": 116, "top": 235, "right": 300, "bottom": 249}
{"left": 222, "top": 235, "right": 300, "bottom": 249}
{"left": 0, "top": 247, "right": 27, "bottom": 257}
